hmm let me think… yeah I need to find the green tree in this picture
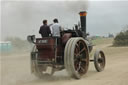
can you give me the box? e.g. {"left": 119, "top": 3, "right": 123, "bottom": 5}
{"left": 113, "top": 30, "right": 128, "bottom": 46}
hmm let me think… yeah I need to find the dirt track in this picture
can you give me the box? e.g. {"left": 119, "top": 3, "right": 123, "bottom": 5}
{"left": 1, "top": 44, "right": 128, "bottom": 85}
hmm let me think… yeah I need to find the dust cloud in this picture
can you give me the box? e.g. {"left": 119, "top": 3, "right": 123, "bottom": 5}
{"left": 1, "top": 41, "right": 128, "bottom": 85}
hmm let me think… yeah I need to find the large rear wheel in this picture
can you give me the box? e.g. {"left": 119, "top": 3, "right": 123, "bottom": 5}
{"left": 64, "top": 38, "right": 89, "bottom": 79}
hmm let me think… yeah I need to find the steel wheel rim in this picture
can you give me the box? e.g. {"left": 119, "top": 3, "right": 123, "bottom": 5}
{"left": 74, "top": 40, "right": 89, "bottom": 75}
{"left": 97, "top": 51, "right": 105, "bottom": 69}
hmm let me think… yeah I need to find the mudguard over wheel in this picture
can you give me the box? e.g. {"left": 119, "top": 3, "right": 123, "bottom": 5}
{"left": 31, "top": 45, "right": 54, "bottom": 78}
{"left": 64, "top": 38, "right": 89, "bottom": 79}
{"left": 94, "top": 50, "right": 106, "bottom": 72}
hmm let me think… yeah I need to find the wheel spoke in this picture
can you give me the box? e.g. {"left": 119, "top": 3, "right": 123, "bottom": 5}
{"left": 81, "top": 58, "right": 87, "bottom": 62}
{"left": 78, "top": 41, "right": 81, "bottom": 46}
{"left": 80, "top": 66, "right": 85, "bottom": 73}
{"left": 99, "top": 58, "right": 105, "bottom": 68}
{"left": 76, "top": 62, "right": 81, "bottom": 72}
{"left": 76, "top": 61, "right": 85, "bottom": 73}
{"left": 76, "top": 44, "right": 80, "bottom": 50}
{"left": 74, "top": 44, "right": 81, "bottom": 57}
{"left": 74, "top": 53, "right": 80, "bottom": 57}
{"left": 79, "top": 47, "right": 86, "bottom": 54}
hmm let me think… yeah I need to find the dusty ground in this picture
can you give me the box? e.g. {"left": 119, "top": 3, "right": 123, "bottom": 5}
{"left": 1, "top": 43, "right": 128, "bottom": 85}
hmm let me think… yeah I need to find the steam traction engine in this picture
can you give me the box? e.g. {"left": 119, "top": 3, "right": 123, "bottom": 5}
{"left": 27, "top": 11, "right": 106, "bottom": 79}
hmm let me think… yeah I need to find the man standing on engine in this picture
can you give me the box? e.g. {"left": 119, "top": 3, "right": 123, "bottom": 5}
{"left": 50, "top": 18, "right": 62, "bottom": 37}
{"left": 39, "top": 20, "right": 51, "bottom": 37}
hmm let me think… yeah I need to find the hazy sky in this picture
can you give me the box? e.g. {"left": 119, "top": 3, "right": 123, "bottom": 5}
{"left": 1, "top": 0, "right": 128, "bottom": 40}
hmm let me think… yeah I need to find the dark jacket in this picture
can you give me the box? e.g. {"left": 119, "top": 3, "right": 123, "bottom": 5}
{"left": 39, "top": 25, "right": 51, "bottom": 37}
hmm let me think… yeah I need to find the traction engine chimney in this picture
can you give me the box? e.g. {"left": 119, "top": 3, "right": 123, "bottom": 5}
{"left": 79, "top": 11, "right": 87, "bottom": 37}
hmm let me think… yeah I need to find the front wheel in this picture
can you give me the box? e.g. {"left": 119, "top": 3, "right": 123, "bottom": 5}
{"left": 94, "top": 50, "right": 106, "bottom": 72}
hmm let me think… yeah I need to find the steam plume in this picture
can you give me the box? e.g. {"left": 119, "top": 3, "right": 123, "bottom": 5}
{"left": 65, "top": 0, "right": 89, "bottom": 13}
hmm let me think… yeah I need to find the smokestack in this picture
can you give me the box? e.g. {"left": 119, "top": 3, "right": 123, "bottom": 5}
{"left": 79, "top": 11, "right": 87, "bottom": 37}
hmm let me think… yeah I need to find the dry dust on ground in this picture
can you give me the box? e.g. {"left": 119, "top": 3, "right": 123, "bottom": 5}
{"left": 1, "top": 44, "right": 128, "bottom": 85}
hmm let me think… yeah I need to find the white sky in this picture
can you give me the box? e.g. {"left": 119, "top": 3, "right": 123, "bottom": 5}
{"left": 1, "top": 0, "right": 128, "bottom": 1}
{"left": 1, "top": 0, "right": 128, "bottom": 40}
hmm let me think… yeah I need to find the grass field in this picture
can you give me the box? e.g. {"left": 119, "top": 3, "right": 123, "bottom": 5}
{"left": 91, "top": 37, "right": 114, "bottom": 46}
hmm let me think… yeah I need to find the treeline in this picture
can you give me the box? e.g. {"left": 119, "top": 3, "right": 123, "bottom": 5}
{"left": 113, "top": 30, "right": 128, "bottom": 46}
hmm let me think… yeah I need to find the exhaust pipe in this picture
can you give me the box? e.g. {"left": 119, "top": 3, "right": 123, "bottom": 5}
{"left": 79, "top": 11, "right": 87, "bottom": 37}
